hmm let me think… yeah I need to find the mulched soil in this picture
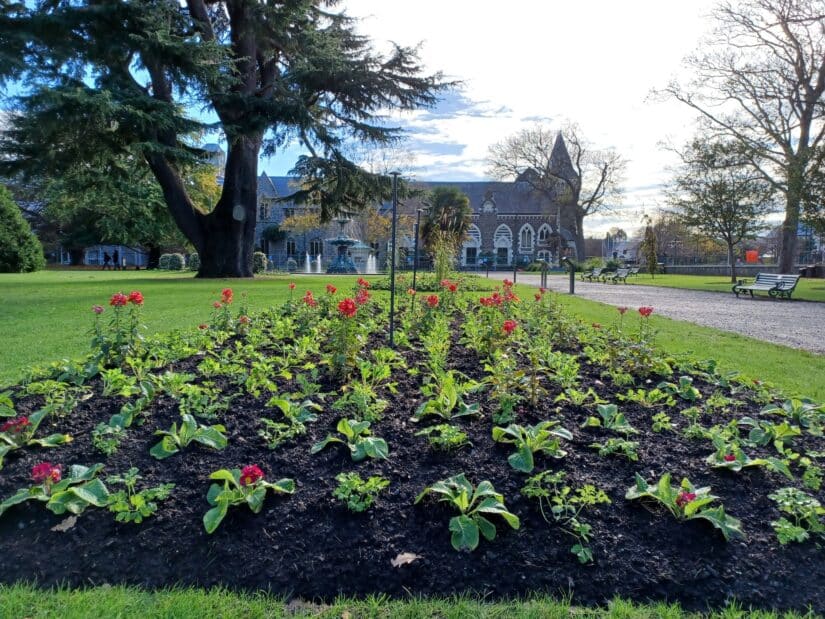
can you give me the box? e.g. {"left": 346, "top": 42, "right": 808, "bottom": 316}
{"left": 0, "top": 322, "right": 823, "bottom": 613}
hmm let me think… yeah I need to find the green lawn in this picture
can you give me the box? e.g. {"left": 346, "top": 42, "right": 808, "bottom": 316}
{"left": 0, "top": 584, "right": 815, "bottom": 618}
{"left": 1, "top": 269, "right": 824, "bottom": 400}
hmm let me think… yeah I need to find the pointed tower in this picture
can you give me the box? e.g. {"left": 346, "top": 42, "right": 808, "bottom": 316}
{"left": 548, "top": 133, "right": 579, "bottom": 188}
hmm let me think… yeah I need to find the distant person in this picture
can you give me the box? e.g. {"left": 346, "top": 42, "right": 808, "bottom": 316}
{"left": 112, "top": 249, "right": 120, "bottom": 270}
{"left": 102, "top": 252, "right": 111, "bottom": 270}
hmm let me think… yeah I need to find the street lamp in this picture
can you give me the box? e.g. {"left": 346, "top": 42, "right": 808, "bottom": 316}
{"left": 412, "top": 208, "right": 425, "bottom": 291}
{"left": 388, "top": 171, "right": 401, "bottom": 348}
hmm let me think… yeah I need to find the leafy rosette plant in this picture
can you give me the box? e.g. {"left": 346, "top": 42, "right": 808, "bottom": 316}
{"left": 705, "top": 438, "right": 792, "bottom": 479}
{"left": 415, "top": 473, "right": 520, "bottom": 552}
{"left": 492, "top": 421, "right": 573, "bottom": 473}
{"left": 0, "top": 463, "right": 108, "bottom": 518}
{"left": 0, "top": 408, "right": 73, "bottom": 469}
{"left": 203, "top": 465, "right": 295, "bottom": 534}
{"left": 311, "top": 418, "right": 389, "bottom": 462}
{"left": 149, "top": 414, "right": 228, "bottom": 460}
{"left": 625, "top": 473, "right": 744, "bottom": 540}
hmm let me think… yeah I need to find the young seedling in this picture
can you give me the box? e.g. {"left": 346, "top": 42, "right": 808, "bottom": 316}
{"left": 412, "top": 368, "right": 483, "bottom": 422}
{"left": 581, "top": 404, "right": 638, "bottom": 435}
{"left": 311, "top": 418, "right": 389, "bottom": 462}
{"left": 625, "top": 473, "right": 744, "bottom": 540}
{"left": 415, "top": 424, "right": 471, "bottom": 451}
{"left": 657, "top": 376, "right": 702, "bottom": 402}
{"left": 415, "top": 473, "right": 520, "bottom": 552}
{"left": 492, "top": 421, "right": 572, "bottom": 473}
{"left": 149, "top": 414, "right": 227, "bottom": 459}
{"left": 768, "top": 487, "right": 825, "bottom": 544}
{"left": 333, "top": 473, "right": 389, "bottom": 512}
{"left": 589, "top": 438, "right": 639, "bottom": 461}
{"left": 203, "top": 465, "right": 295, "bottom": 534}
{"left": 106, "top": 467, "right": 174, "bottom": 524}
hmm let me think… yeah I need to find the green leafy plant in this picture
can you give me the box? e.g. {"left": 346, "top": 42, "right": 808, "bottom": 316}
{"left": 415, "top": 424, "right": 471, "bottom": 451}
{"left": 800, "top": 457, "right": 823, "bottom": 491}
{"left": 651, "top": 412, "right": 674, "bottom": 432}
{"left": 412, "top": 368, "right": 483, "bottom": 422}
{"left": 705, "top": 438, "right": 792, "bottom": 479}
{"left": 311, "top": 418, "right": 389, "bottom": 462}
{"left": 415, "top": 473, "right": 520, "bottom": 552}
{"left": 589, "top": 438, "right": 639, "bottom": 461}
{"left": 491, "top": 421, "right": 573, "bottom": 473}
{"left": 333, "top": 472, "right": 389, "bottom": 512}
{"left": 581, "top": 404, "right": 638, "bottom": 435}
{"left": 149, "top": 414, "right": 227, "bottom": 459}
{"left": 625, "top": 473, "right": 744, "bottom": 540}
{"left": 738, "top": 417, "right": 801, "bottom": 454}
{"left": 0, "top": 463, "right": 108, "bottom": 518}
{"left": 554, "top": 387, "right": 606, "bottom": 407}
{"left": 203, "top": 466, "right": 295, "bottom": 534}
{"left": 91, "top": 422, "right": 125, "bottom": 456}
{"left": 618, "top": 388, "right": 675, "bottom": 409}
{"left": 106, "top": 467, "right": 174, "bottom": 524}
{"left": 761, "top": 398, "right": 825, "bottom": 435}
{"left": 0, "top": 408, "right": 73, "bottom": 469}
{"left": 768, "top": 487, "right": 825, "bottom": 544}
{"left": 521, "top": 470, "right": 611, "bottom": 563}
{"left": 657, "top": 376, "right": 702, "bottom": 402}
{"left": 258, "top": 396, "right": 321, "bottom": 450}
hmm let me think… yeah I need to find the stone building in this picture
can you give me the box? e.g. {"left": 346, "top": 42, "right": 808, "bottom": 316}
{"left": 254, "top": 134, "right": 581, "bottom": 269}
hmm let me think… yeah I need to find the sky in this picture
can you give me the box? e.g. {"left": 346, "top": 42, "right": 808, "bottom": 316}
{"left": 262, "top": 0, "right": 719, "bottom": 237}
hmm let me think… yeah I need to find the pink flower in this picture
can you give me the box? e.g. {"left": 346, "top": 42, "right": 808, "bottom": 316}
{"left": 31, "top": 462, "right": 62, "bottom": 484}
{"left": 723, "top": 454, "right": 736, "bottom": 462}
{"left": 239, "top": 464, "right": 264, "bottom": 486}
{"left": 357, "top": 277, "right": 370, "bottom": 289}
{"left": 221, "top": 288, "right": 233, "bottom": 304}
{"left": 503, "top": 279, "right": 513, "bottom": 288}
{"left": 302, "top": 291, "right": 317, "bottom": 307}
{"left": 675, "top": 491, "right": 696, "bottom": 508}
{"left": 127, "top": 291, "right": 144, "bottom": 305}
{"left": 1, "top": 416, "right": 30, "bottom": 434}
{"left": 213, "top": 301, "right": 222, "bottom": 309}
{"left": 504, "top": 291, "right": 520, "bottom": 303}
{"left": 425, "top": 295, "right": 439, "bottom": 308}
{"left": 502, "top": 319, "right": 518, "bottom": 335}
{"left": 638, "top": 306, "right": 654, "bottom": 318}
{"left": 617, "top": 306, "right": 628, "bottom": 315}
{"left": 326, "top": 284, "right": 337, "bottom": 295}
{"left": 407, "top": 288, "right": 417, "bottom": 296}
{"left": 238, "top": 315, "right": 250, "bottom": 325}
{"left": 539, "top": 287, "right": 547, "bottom": 294}
{"left": 338, "top": 298, "right": 358, "bottom": 318}
{"left": 355, "top": 288, "right": 370, "bottom": 306}
{"left": 109, "top": 292, "right": 128, "bottom": 307}
{"left": 91, "top": 305, "right": 104, "bottom": 315}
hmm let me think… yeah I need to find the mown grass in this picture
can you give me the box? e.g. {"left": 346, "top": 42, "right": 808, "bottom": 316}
{"left": 0, "top": 584, "right": 818, "bottom": 618}
{"left": 1, "top": 269, "right": 824, "bottom": 400}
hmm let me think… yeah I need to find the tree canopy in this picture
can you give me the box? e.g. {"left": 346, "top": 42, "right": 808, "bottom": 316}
{"left": 0, "top": 184, "right": 44, "bottom": 273}
{"left": 420, "top": 186, "right": 472, "bottom": 253}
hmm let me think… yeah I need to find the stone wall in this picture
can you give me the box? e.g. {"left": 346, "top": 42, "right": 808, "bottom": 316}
{"left": 654, "top": 264, "right": 824, "bottom": 277}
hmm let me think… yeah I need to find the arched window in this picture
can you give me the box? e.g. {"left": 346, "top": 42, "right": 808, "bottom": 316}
{"left": 462, "top": 225, "right": 482, "bottom": 266}
{"left": 518, "top": 224, "right": 534, "bottom": 253}
{"left": 538, "top": 224, "right": 552, "bottom": 244}
{"left": 309, "top": 238, "right": 323, "bottom": 256}
{"left": 537, "top": 250, "right": 551, "bottom": 262}
{"left": 494, "top": 225, "right": 512, "bottom": 266}
{"left": 286, "top": 238, "right": 297, "bottom": 257}
{"left": 464, "top": 224, "right": 482, "bottom": 248}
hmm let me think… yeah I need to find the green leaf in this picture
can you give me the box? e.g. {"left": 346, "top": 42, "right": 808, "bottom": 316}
{"left": 475, "top": 515, "right": 497, "bottom": 541}
{"left": 0, "top": 488, "right": 42, "bottom": 517}
{"left": 267, "top": 478, "right": 296, "bottom": 494}
{"left": 203, "top": 503, "right": 228, "bottom": 534}
{"left": 362, "top": 437, "right": 389, "bottom": 460}
{"left": 246, "top": 486, "right": 267, "bottom": 513}
{"left": 208, "top": 469, "right": 239, "bottom": 484}
{"left": 31, "top": 433, "right": 73, "bottom": 447}
{"left": 449, "top": 515, "right": 480, "bottom": 551}
{"left": 475, "top": 497, "right": 520, "bottom": 529}
{"left": 194, "top": 426, "right": 228, "bottom": 450}
{"left": 693, "top": 506, "right": 745, "bottom": 541}
{"left": 149, "top": 436, "right": 180, "bottom": 460}
{"left": 507, "top": 445, "right": 535, "bottom": 473}
{"left": 310, "top": 435, "right": 340, "bottom": 454}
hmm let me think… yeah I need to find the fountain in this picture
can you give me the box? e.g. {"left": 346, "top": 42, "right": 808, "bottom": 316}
{"left": 326, "top": 217, "right": 359, "bottom": 274}
{"left": 365, "top": 254, "right": 377, "bottom": 275}
{"left": 315, "top": 254, "right": 322, "bottom": 273}
{"left": 304, "top": 253, "right": 312, "bottom": 273}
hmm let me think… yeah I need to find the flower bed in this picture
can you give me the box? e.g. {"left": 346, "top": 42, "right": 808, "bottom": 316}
{"left": 0, "top": 282, "right": 824, "bottom": 612}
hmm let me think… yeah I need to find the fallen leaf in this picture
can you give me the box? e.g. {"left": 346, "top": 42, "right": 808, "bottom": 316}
{"left": 51, "top": 516, "right": 77, "bottom": 532}
{"left": 391, "top": 552, "right": 421, "bottom": 567}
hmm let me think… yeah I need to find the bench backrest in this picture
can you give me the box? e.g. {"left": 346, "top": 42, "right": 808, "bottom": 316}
{"left": 776, "top": 274, "right": 800, "bottom": 290}
{"left": 614, "top": 268, "right": 629, "bottom": 276}
{"left": 753, "top": 273, "right": 800, "bottom": 289}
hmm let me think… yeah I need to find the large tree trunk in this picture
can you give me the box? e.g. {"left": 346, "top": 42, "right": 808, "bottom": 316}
{"left": 727, "top": 242, "right": 737, "bottom": 283}
{"left": 196, "top": 134, "right": 261, "bottom": 278}
{"left": 146, "top": 244, "right": 161, "bottom": 270}
{"left": 573, "top": 211, "right": 585, "bottom": 261}
{"left": 777, "top": 172, "right": 802, "bottom": 274}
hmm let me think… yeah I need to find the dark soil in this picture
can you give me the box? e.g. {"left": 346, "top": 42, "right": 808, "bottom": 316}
{"left": 0, "top": 321, "right": 823, "bottom": 613}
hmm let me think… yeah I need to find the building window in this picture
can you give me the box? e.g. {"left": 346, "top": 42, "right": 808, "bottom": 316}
{"left": 519, "top": 225, "right": 534, "bottom": 253}
{"left": 538, "top": 224, "right": 552, "bottom": 244}
{"left": 537, "top": 250, "right": 551, "bottom": 262}
{"left": 309, "top": 238, "right": 323, "bottom": 256}
{"left": 465, "top": 246, "right": 477, "bottom": 266}
{"left": 286, "top": 238, "right": 297, "bottom": 257}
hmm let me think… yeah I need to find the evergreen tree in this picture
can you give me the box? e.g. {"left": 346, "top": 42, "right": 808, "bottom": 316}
{"left": 0, "top": 0, "right": 448, "bottom": 277}
{"left": 0, "top": 184, "right": 45, "bottom": 273}
{"left": 640, "top": 217, "right": 658, "bottom": 278}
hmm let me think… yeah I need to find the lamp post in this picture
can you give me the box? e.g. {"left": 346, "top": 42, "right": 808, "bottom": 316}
{"left": 412, "top": 208, "right": 424, "bottom": 291}
{"left": 388, "top": 171, "right": 400, "bottom": 348}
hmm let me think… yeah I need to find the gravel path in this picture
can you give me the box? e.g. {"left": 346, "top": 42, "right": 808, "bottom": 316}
{"left": 487, "top": 272, "right": 825, "bottom": 354}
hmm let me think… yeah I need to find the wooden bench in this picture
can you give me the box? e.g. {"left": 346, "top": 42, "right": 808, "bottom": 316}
{"left": 732, "top": 273, "right": 800, "bottom": 299}
{"left": 580, "top": 267, "right": 604, "bottom": 282}
{"left": 602, "top": 268, "right": 630, "bottom": 284}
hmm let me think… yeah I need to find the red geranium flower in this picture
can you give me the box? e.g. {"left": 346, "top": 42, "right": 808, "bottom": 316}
{"left": 448, "top": 283, "right": 458, "bottom": 293}
{"left": 407, "top": 288, "right": 416, "bottom": 296}
{"left": 127, "top": 291, "right": 144, "bottom": 306}
{"left": 213, "top": 301, "right": 222, "bottom": 309}
{"left": 504, "top": 291, "right": 520, "bottom": 303}
{"left": 503, "top": 279, "right": 513, "bottom": 288}
{"left": 1, "top": 416, "right": 30, "bottom": 434}
{"left": 425, "top": 294, "right": 439, "bottom": 308}
{"left": 539, "top": 287, "right": 547, "bottom": 294}
{"left": 92, "top": 305, "right": 104, "bottom": 315}
{"left": 326, "top": 284, "right": 337, "bottom": 295}
{"left": 221, "top": 288, "right": 233, "bottom": 304}
{"left": 302, "top": 291, "right": 317, "bottom": 307}
{"left": 534, "top": 293, "right": 542, "bottom": 301}
{"left": 355, "top": 288, "right": 370, "bottom": 306}
{"left": 723, "top": 454, "right": 736, "bottom": 462}
{"left": 289, "top": 282, "right": 296, "bottom": 290}
{"left": 31, "top": 462, "right": 62, "bottom": 484}
{"left": 198, "top": 324, "right": 208, "bottom": 330}
{"left": 338, "top": 298, "right": 358, "bottom": 318}
{"left": 675, "top": 491, "right": 696, "bottom": 508}
{"left": 238, "top": 315, "right": 250, "bottom": 325}
{"left": 617, "top": 306, "right": 628, "bottom": 315}
{"left": 239, "top": 464, "right": 264, "bottom": 486}
{"left": 638, "top": 306, "right": 654, "bottom": 318}
{"left": 109, "top": 292, "right": 128, "bottom": 307}
{"left": 592, "top": 322, "right": 602, "bottom": 329}
{"left": 357, "top": 277, "right": 370, "bottom": 289}
{"left": 502, "top": 319, "right": 518, "bottom": 335}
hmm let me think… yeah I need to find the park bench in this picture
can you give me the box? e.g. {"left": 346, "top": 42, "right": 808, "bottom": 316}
{"left": 627, "top": 267, "right": 640, "bottom": 276}
{"left": 602, "top": 268, "right": 630, "bottom": 284}
{"left": 580, "top": 267, "right": 604, "bottom": 282}
{"left": 732, "top": 273, "right": 800, "bottom": 299}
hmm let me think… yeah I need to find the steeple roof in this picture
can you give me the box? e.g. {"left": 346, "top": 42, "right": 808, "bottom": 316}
{"left": 548, "top": 133, "right": 577, "bottom": 183}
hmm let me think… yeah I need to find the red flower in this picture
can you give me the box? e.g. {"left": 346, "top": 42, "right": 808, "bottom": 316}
{"left": 723, "top": 454, "right": 736, "bottom": 462}
{"left": 448, "top": 283, "right": 458, "bottom": 293}
{"left": 357, "top": 277, "right": 370, "bottom": 289}
{"left": 407, "top": 288, "right": 416, "bottom": 296}
{"left": 502, "top": 319, "right": 518, "bottom": 335}
{"left": 326, "top": 284, "right": 337, "bottom": 295}
{"left": 338, "top": 298, "right": 358, "bottom": 318}
{"left": 355, "top": 288, "right": 370, "bottom": 306}
{"left": 109, "top": 292, "right": 128, "bottom": 307}
{"left": 425, "top": 294, "right": 439, "bottom": 308}
{"left": 504, "top": 291, "right": 520, "bottom": 303}
{"left": 534, "top": 293, "right": 542, "bottom": 301}
{"left": 221, "top": 288, "right": 233, "bottom": 304}
{"left": 198, "top": 324, "right": 208, "bottom": 330}
{"left": 675, "top": 491, "right": 696, "bottom": 508}
{"left": 1, "top": 416, "right": 30, "bottom": 434}
{"left": 490, "top": 292, "right": 502, "bottom": 305}
{"left": 239, "top": 464, "right": 264, "bottom": 486}
{"left": 302, "top": 291, "right": 317, "bottom": 307}
{"left": 31, "top": 462, "right": 62, "bottom": 484}
{"left": 238, "top": 315, "right": 250, "bottom": 325}
{"left": 91, "top": 305, "right": 104, "bottom": 315}
{"left": 503, "top": 279, "right": 513, "bottom": 288}
{"left": 638, "top": 306, "right": 654, "bottom": 318}
{"left": 617, "top": 306, "right": 628, "bottom": 315}
{"left": 213, "top": 301, "right": 222, "bottom": 309}
{"left": 539, "top": 287, "right": 547, "bottom": 294}
{"left": 289, "top": 282, "right": 296, "bottom": 290}
{"left": 127, "top": 291, "right": 144, "bottom": 306}
{"left": 592, "top": 322, "right": 602, "bottom": 329}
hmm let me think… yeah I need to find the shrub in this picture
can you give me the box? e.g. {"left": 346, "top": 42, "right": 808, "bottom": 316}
{"left": 159, "top": 253, "right": 185, "bottom": 271}
{"left": 253, "top": 251, "right": 268, "bottom": 274}
{"left": 0, "top": 185, "right": 45, "bottom": 273}
{"left": 187, "top": 253, "right": 200, "bottom": 271}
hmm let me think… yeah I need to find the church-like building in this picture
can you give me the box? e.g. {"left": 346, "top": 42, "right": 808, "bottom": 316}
{"left": 254, "top": 133, "right": 581, "bottom": 270}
